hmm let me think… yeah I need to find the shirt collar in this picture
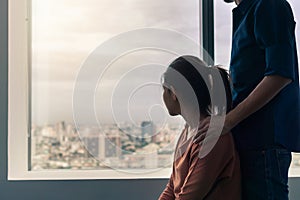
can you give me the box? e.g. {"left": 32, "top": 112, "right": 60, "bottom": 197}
{"left": 233, "top": 0, "right": 259, "bottom": 15}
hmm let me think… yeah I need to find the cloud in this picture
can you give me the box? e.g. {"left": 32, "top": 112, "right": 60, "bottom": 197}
{"left": 29, "top": 0, "right": 230, "bottom": 124}
{"left": 31, "top": 0, "right": 300, "bottom": 125}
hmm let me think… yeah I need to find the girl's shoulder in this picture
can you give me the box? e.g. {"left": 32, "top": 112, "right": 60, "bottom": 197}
{"left": 190, "top": 132, "right": 236, "bottom": 160}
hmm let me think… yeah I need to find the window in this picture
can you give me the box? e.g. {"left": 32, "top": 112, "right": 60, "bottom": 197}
{"left": 214, "top": 0, "right": 300, "bottom": 177}
{"left": 9, "top": 0, "right": 202, "bottom": 179}
{"left": 214, "top": 1, "right": 235, "bottom": 67}
{"left": 288, "top": 0, "right": 300, "bottom": 176}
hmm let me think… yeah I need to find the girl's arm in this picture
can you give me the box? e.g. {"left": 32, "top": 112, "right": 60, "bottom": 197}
{"left": 177, "top": 135, "right": 238, "bottom": 200}
{"left": 159, "top": 172, "right": 175, "bottom": 200}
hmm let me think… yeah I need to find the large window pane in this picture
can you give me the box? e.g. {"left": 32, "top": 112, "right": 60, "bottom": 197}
{"left": 30, "top": 0, "right": 200, "bottom": 172}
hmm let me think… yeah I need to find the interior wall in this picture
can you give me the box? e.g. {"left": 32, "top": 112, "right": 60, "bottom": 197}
{"left": 0, "top": 0, "right": 300, "bottom": 199}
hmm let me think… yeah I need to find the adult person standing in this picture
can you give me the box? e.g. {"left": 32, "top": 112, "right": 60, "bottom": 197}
{"left": 195, "top": 0, "right": 300, "bottom": 199}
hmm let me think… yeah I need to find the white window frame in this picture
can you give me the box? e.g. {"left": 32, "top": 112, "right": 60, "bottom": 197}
{"left": 8, "top": 0, "right": 204, "bottom": 180}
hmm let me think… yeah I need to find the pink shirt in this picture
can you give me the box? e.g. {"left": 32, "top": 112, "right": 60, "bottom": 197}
{"left": 159, "top": 126, "right": 241, "bottom": 200}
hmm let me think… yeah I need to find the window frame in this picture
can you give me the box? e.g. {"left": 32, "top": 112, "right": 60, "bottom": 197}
{"left": 8, "top": 0, "right": 205, "bottom": 180}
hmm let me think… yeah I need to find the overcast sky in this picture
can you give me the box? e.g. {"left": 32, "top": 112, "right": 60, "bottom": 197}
{"left": 31, "top": 0, "right": 300, "bottom": 126}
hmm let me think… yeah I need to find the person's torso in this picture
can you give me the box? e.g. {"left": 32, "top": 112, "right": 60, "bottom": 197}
{"left": 229, "top": 0, "right": 300, "bottom": 151}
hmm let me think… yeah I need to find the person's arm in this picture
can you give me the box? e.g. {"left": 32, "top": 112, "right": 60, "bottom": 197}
{"left": 226, "top": 75, "right": 291, "bottom": 130}
{"left": 176, "top": 136, "right": 234, "bottom": 200}
{"left": 194, "top": 75, "right": 291, "bottom": 143}
{"left": 159, "top": 172, "right": 175, "bottom": 200}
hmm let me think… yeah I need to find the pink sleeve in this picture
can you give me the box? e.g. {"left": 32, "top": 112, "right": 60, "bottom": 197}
{"left": 176, "top": 137, "right": 233, "bottom": 200}
{"left": 158, "top": 172, "right": 175, "bottom": 200}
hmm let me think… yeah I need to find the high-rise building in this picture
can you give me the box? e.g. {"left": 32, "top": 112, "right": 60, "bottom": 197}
{"left": 104, "top": 132, "right": 121, "bottom": 158}
{"left": 141, "top": 121, "right": 155, "bottom": 139}
{"left": 82, "top": 135, "right": 100, "bottom": 158}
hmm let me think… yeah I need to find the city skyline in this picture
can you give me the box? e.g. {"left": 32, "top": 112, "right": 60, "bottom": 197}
{"left": 31, "top": 120, "right": 183, "bottom": 171}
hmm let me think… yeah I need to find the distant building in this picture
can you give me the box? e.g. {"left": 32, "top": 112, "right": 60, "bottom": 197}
{"left": 82, "top": 135, "right": 101, "bottom": 158}
{"left": 104, "top": 133, "right": 121, "bottom": 158}
{"left": 81, "top": 132, "right": 122, "bottom": 161}
{"left": 141, "top": 121, "right": 155, "bottom": 142}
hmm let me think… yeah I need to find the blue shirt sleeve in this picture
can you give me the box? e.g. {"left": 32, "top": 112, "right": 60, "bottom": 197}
{"left": 254, "top": 0, "right": 296, "bottom": 80}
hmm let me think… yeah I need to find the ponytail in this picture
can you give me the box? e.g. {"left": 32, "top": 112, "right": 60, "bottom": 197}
{"left": 162, "top": 56, "right": 233, "bottom": 116}
{"left": 215, "top": 66, "right": 233, "bottom": 113}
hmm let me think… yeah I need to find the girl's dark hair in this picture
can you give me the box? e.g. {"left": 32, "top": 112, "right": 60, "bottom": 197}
{"left": 163, "top": 55, "right": 232, "bottom": 115}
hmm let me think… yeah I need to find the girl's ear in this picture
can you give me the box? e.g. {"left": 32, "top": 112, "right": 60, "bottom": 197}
{"left": 170, "top": 86, "right": 178, "bottom": 101}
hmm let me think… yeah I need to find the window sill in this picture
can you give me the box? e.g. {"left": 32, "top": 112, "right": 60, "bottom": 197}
{"left": 8, "top": 168, "right": 172, "bottom": 181}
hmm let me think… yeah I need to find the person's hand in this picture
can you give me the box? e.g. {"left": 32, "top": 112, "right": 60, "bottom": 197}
{"left": 193, "top": 115, "right": 233, "bottom": 144}
{"left": 193, "top": 117, "right": 211, "bottom": 144}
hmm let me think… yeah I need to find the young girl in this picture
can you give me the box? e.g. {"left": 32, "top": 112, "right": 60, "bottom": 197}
{"left": 159, "top": 56, "right": 241, "bottom": 200}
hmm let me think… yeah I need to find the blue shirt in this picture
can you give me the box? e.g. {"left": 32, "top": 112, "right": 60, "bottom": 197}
{"left": 230, "top": 0, "right": 300, "bottom": 151}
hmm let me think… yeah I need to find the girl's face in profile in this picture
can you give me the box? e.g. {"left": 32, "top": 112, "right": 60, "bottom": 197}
{"left": 162, "top": 86, "right": 180, "bottom": 116}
